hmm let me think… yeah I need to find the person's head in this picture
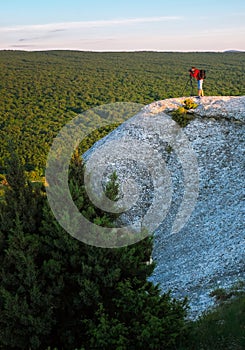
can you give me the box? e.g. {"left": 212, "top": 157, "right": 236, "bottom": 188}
{"left": 191, "top": 66, "right": 196, "bottom": 72}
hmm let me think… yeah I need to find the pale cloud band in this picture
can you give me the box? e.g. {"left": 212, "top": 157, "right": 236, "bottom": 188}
{"left": 0, "top": 16, "right": 182, "bottom": 33}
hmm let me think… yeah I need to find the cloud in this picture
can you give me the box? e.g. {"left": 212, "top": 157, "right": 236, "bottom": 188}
{"left": 50, "top": 29, "right": 66, "bottom": 33}
{"left": 19, "top": 35, "right": 52, "bottom": 42}
{"left": 0, "top": 16, "right": 182, "bottom": 33}
{"left": 10, "top": 44, "right": 37, "bottom": 48}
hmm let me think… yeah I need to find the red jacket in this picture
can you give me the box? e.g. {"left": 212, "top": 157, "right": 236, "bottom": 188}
{"left": 190, "top": 68, "right": 201, "bottom": 80}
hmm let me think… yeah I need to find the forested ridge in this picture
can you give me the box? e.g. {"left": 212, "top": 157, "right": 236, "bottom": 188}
{"left": 0, "top": 50, "right": 244, "bottom": 177}
{"left": 0, "top": 51, "right": 244, "bottom": 349}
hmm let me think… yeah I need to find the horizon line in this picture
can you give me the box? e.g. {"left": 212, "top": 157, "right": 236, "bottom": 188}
{"left": 1, "top": 49, "right": 244, "bottom": 53}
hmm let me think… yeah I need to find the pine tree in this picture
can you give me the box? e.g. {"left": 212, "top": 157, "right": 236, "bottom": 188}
{"left": 1, "top": 151, "right": 44, "bottom": 234}
{"left": 0, "top": 220, "right": 55, "bottom": 349}
{"left": 0, "top": 153, "right": 54, "bottom": 349}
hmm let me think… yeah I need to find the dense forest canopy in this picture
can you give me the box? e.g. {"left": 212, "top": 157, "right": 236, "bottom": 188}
{"left": 0, "top": 50, "right": 244, "bottom": 177}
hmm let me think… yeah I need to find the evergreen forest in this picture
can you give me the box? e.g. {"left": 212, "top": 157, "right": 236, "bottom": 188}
{"left": 0, "top": 50, "right": 244, "bottom": 178}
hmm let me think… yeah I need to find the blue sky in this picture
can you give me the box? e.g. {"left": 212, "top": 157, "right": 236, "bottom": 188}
{"left": 1, "top": 0, "right": 244, "bottom": 51}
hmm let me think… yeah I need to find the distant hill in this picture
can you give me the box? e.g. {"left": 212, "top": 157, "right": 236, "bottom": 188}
{"left": 224, "top": 49, "right": 244, "bottom": 53}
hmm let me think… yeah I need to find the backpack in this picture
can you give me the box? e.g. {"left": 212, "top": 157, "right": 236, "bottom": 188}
{"left": 198, "top": 69, "right": 206, "bottom": 79}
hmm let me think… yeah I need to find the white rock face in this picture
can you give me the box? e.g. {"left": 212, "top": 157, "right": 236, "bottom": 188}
{"left": 84, "top": 96, "right": 245, "bottom": 318}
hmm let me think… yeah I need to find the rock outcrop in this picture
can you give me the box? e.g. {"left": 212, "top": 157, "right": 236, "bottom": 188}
{"left": 84, "top": 96, "right": 245, "bottom": 318}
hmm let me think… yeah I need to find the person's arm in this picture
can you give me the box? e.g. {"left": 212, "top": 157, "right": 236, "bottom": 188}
{"left": 189, "top": 68, "right": 199, "bottom": 79}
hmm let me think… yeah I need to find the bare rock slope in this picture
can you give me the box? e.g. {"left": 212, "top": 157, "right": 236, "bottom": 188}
{"left": 144, "top": 96, "right": 245, "bottom": 318}
{"left": 85, "top": 96, "right": 245, "bottom": 318}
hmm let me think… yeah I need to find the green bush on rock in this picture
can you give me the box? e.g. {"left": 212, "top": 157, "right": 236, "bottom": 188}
{"left": 171, "top": 98, "right": 198, "bottom": 127}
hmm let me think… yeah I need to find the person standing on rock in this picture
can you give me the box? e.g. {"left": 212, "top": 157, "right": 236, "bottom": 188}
{"left": 189, "top": 66, "right": 205, "bottom": 98}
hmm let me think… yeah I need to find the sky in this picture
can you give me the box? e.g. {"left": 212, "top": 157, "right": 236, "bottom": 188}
{"left": 0, "top": 0, "right": 245, "bottom": 52}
